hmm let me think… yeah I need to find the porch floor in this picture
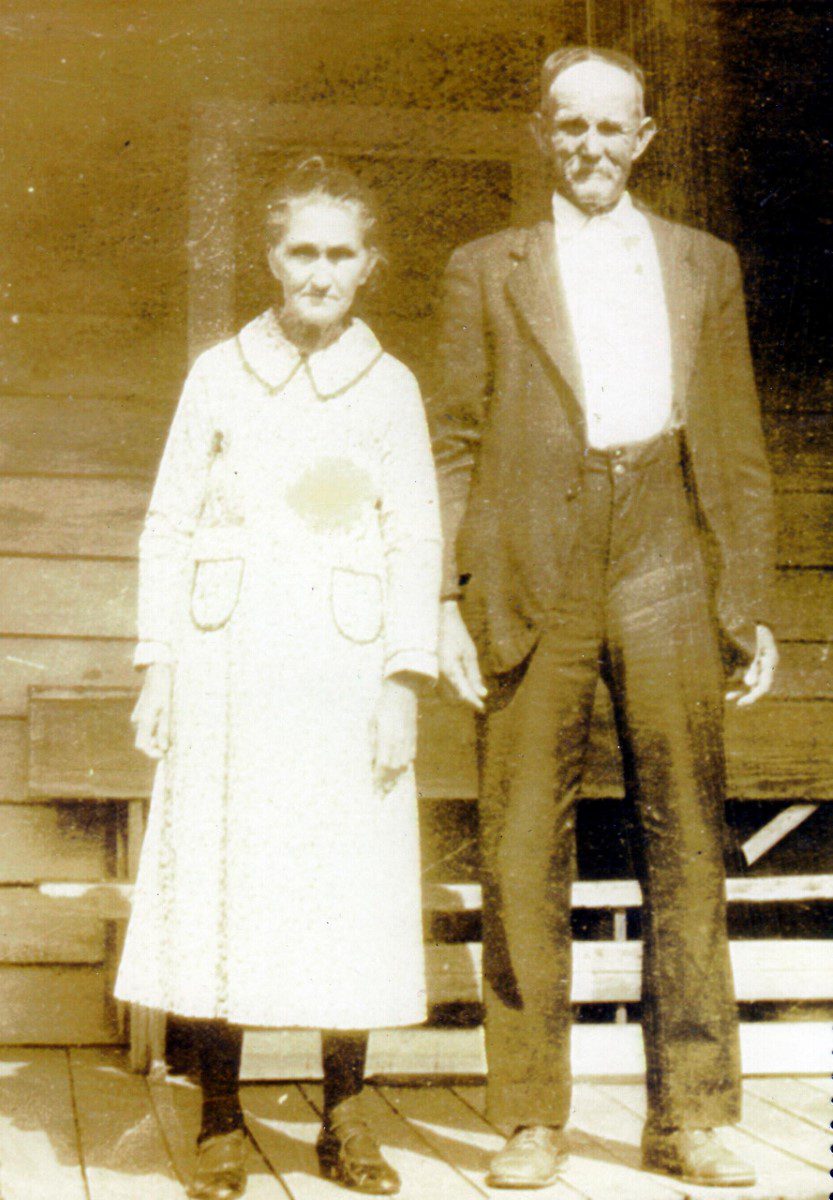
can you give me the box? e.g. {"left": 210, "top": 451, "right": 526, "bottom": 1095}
{"left": 0, "top": 1048, "right": 827, "bottom": 1200}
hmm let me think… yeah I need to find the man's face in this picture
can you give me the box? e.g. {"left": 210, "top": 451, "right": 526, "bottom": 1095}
{"left": 534, "top": 60, "right": 656, "bottom": 215}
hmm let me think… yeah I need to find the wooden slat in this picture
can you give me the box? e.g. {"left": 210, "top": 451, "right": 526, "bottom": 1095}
{"left": 0, "top": 558, "right": 135, "bottom": 638}
{"left": 0, "top": 802, "right": 109, "bottom": 880}
{"left": 0, "top": 966, "right": 116, "bottom": 1043}
{"left": 777, "top": 493, "right": 833, "bottom": 567}
{"left": 29, "top": 689, "right": 152, "bottom": 800}
{"left": 0, "top": 888, "right": 105, "bottom": 963}
{"left": 425, "top": 940, "right": 833, "bottom": 1005}
{"left": 770, "top": 642, "right": 833, "bottom": 701}
{"left": 427, "top": 874, "right": 833, "bottom": 913}
{"left": 765, "top": 410, "right": 833, "bottom": 492}
{"left": 25, "top": 686, "right": 833, "bottom": 802}
{"left": 0, "top": 402, "right": 819, "bottom": 488}
{"left": 43, "top": 873, "right": 833, "bottom": 923}
{"left": 69, "top": 1047, "right": 182, "bottom": 1199}
{"left": 0, "top": 484, "right": 827, "bottom": 569}
{"left": 419, "top": 694, "right": 833, "bottom": 802}
{"left": 241, "top": 1022, "right": 830, "bottom": 1082}
{"left": 227, "top": 98, "right": 531, "bottom": 161}
{"left": 0, "top": 1048, "right": 87, "bottom": 1200}
{"left": 775, "top": 569, "right": 833, "bottom": 641}
{"left": 0, "top": 475, "right": 147, "bottom": 558}
{"left": 0, "top": 313, "right": 180, "bottom": 399}
{"left": 0, "top": 636, "right": 135, "bottom": 716}
{"left": 0, "top": 718, "right": 27, "bottom": 799}
{"left": 0, "top": 394, "right": 171, "bottom": 478}
{"left": 2, "top": 556, "right": 829, "bottom": 642}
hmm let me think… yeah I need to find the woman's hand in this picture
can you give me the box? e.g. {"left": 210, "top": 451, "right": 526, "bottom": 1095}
{"left": 132, "top": 663, "right": 173, "bottom": 759}
{"left": 371, "top": 675, "right": 419, "bottom": 793}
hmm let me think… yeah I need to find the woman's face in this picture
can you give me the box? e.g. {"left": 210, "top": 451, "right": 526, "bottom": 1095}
{"left": 268, "top": 198, "right": 376, "bottom": 333}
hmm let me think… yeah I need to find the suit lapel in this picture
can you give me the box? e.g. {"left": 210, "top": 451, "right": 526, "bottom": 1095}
{"left": 646, "top": 212, "right": 705, "bottom": 423}
{"left": 505, "top": 222, "right": 586, "bottom": 439}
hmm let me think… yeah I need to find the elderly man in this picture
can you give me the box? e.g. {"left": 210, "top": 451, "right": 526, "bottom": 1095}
{"left": 430, "top": 47, "right": 777, "bottom": 1189}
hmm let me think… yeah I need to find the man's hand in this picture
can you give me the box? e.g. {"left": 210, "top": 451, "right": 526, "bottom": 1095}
{"left": 371, "top": 675, "right": 419, "bottom": 793}
{"left": 132, "top": 662, "right": 173, "bottom": 759}
{"left": 438, "top": 600, "right": 487, "bottom": 711}
{"left": 726, "top": 623, "right": 779, "bottom": 707}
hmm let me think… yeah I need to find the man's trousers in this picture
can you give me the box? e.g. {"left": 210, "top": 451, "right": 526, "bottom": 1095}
{"left": 476, "top": 432, "right": 742, "bottom": 1132}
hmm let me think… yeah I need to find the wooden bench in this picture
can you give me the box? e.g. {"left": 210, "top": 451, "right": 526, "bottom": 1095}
{"left": 30, "top": 684, "right": 833, "bottom": 1079}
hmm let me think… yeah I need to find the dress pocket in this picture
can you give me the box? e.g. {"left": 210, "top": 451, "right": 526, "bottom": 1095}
{"left": 190, "top": 558, "right": 245, "bottom": 631}
{"left": 330, "top": 567, "right": 383, "bottom": 644}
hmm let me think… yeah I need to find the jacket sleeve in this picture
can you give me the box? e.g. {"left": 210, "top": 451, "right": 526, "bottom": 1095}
{"left": 426, "top": 244, "right": 491, "bottom": 597}
{"left": 690, "top": 241, "right": 777, "bottom": 656}
{"left": 134, "top": 356, "right": 216, "bottom": 666}
{"left": 379, "top": 364, "right": 442, "bottom": 681}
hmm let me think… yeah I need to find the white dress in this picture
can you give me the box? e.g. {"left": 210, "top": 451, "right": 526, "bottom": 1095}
{"left": 115, "top": 312, "right": 442, "bottom": 1029}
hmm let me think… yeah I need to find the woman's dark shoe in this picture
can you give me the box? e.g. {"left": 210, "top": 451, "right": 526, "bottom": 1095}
{"left": 189, "top": 1128, "right": 248, "bottom": 1200}
{"left": 316, "top": 1098, "right": 400, "bottom": 1195}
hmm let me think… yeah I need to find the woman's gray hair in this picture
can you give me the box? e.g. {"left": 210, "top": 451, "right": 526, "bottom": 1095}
{"left": 265, "top": 155, "right": 383, "bottom": 255}
{"left": 538, "top": 46, "right": 647, "bottom": 116}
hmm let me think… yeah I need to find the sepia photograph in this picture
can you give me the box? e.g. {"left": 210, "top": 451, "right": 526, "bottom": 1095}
{"left": 0, "top": 2, "right": 830, "bottom": 1197}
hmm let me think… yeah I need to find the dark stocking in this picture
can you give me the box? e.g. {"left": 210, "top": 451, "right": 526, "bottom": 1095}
{"left": 322, "top": 1031, "right": 369, "bottom": 1126}
{"left": 193, "top": 1018, "right": 245, "bottom": 1143}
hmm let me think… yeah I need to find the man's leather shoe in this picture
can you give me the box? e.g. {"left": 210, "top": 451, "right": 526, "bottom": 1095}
{"left": 487, "top": 1125, "right": 568, "bottom": 1189}
{"left": 189, "top": 1128, "right": 247, "bottom": 1199}
{"left": 641, "top": 1127, "right": 756, "bottom": 1187}
{"left": 316, "top": 1097, "right": 400, "bottom": 1194}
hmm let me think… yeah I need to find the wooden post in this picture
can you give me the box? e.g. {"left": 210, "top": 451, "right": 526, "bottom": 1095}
{"left": 188, "top": 102, "right": 239, "bottom": 362}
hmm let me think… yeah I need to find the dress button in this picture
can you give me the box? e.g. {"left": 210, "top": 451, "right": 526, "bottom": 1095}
{"left": 613, "top": 463, "right": 626, "bottom": 476}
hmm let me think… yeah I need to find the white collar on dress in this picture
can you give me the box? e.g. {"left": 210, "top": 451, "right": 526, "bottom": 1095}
{"left": 552, "top": 189, "right": 643, "bottom": 244}
{"left": 235, "top": 309, "right": 384, "bottom": 400}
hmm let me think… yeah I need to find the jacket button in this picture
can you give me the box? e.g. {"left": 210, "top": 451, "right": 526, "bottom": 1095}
{"left": 565, "top": 484, "right": 580, "bottom": 501}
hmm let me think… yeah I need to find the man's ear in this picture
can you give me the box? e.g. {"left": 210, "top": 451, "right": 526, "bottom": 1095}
{"left": 530, "top": 110, "right": 551, "bottom": 159}
{"left": 266, "top": 244, "right": 282, "bottom": 283}
{"left": 359, "top": 247, "right": 379, "bottom": 288}
{"left": 632, "top": 116, "right": 658, "bottom": 163}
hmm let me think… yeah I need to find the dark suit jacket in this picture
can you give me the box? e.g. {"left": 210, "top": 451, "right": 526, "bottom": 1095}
{"left": 428, "top": 211, "right": 777, "bottom": 676}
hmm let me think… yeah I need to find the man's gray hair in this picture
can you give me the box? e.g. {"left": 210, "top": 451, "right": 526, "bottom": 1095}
{"left": 538, "top": 46, "right": 646, "bottom": 115}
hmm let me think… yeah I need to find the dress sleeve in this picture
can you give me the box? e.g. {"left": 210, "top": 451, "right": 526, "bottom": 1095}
{"left": 134, "top": 356, "right": 216, "bottom": 666}
{"left": 378, "top": 364, "right": 443, "bottom": 681}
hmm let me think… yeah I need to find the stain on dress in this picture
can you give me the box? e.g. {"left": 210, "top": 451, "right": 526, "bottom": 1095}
{"left": 287, "top": 457, "right": 375, "bottom": 531}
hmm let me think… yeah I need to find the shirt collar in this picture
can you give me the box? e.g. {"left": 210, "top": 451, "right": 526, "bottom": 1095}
{"left": 552, "top": 189, "right": 640, "bottom": 243}
{"left": 235, "top": 308, "right": 384, "bottom": 399}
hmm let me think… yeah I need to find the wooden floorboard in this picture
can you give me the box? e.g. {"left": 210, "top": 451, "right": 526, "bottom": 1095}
{"left": 0, "top": 1047, "right": 87, "bottom": 1200}
{"left": 304, "top": 1082, "right": 487, "bottom": 1200}
{"left": 69, "top": 1046, "right": 182, "bottom": 1200}
{"left": 242, "top": 1081, "right": 391, "bottom": 1200}
{"left": 794, "top": 1076, "right": 831, "bottom": 1097}
{"left": 0, "top": 1051, "right": 826, "bottom": 1199}
{"left": 598, "top": 1080, "right": 830, "bottom": 1200}
{"left": 381, "top": 1083, "right": 587, "bottom": 1200}
{"left": 149, "top": 1073, "right": 287, "bottom": 1199}
{"left": 744, "top": 1077, "right": 829, "bottom": 1132}
{"left": 739, "top": 1091, "right": 828, "bottom": 1171}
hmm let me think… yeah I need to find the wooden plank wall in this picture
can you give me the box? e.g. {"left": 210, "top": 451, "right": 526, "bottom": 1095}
{"left": 0, "top": 0, "right": 829, "bottom": 1045}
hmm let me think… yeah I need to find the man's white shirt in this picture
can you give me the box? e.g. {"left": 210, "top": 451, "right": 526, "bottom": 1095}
{"left": 552, "top": 190, "right": 673, "bottom": 450}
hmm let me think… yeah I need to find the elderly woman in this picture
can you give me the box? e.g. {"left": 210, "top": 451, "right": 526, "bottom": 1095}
{"left": 116, "top": 157, "right": 441, "bottom": 1200}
